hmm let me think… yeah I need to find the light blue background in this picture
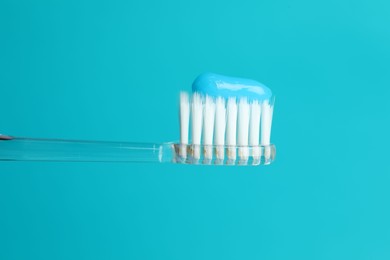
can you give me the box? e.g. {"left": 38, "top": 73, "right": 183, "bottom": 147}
{"left": 1, "top": 0, "right": 390, "bottom": 259}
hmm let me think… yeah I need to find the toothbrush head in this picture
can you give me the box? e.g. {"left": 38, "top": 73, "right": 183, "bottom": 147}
{"left": 176, "top": 73, "right": 275, "bottom": 166}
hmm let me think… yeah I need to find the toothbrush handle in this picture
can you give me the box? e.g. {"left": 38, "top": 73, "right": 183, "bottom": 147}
{"left": 0, "top": 135, "right": 172, "bottom": 163}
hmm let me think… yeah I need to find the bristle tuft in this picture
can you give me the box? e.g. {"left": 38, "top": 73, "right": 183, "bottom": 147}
{"left": 237, "top": 98, "right": 250, "bottom": 146}
{"left": 203, "top": 95, "right": 216, "bottom": 161}
{"left": 191, "top": 93, "right": 203, "bottom": 160}
{"left": 249, "top": 100, "right": 261, "bottom": 162}
{"left": 214, "top": 97, "right": 226, "bottom": 162}
{"left": 237, "top": 98, "right": 250, "bottom": 163}
{"left": 226, "top": 97, "right": 238, "bottom": 162}
{"left": 203, "top": 95, "right": 216, "bottom": 145}
{"left": 260, "top": 99, "right": 273, "bottom": 146}
{"left": 261, "top": 99, "right": 274, "bottom": 162}
{"left": 179, "top": 92, "right": 190, "bottom": 144}
{"left": 226, "top": 97, "right": 238, "bottom": 146}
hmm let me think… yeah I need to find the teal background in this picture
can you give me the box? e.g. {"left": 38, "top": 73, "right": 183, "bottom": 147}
{"left": 1, "top": 0, "right": 389, "bottom": 259}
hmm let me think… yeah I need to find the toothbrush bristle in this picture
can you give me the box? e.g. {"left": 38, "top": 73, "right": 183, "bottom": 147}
{"left": 214, "top": 97, "right": 226, "bottom": 163}
{"left": 203, "top": 95, "right": 216, "bottom": 162}
{"left": 226, "top": 97, "right": 238, "bottom": 147}
{"left": 203, "top": 95, "right": 216, "bottom": 146}
{"left": 249, "top": 100, "right": 261, "bottom": 146}
{"left": 191, "top": 93, "right": 203, "bottom": 145}
{"left": 226, "top": 97, "right": 238, "bottom": 164}
{"left": 261, "top": 99, "right": 273, "bottom": 146}
{"left": 214, "top": 97, "right": 226, "bottom": 146}
{"left": 237, "top": 98, "right": 250, "bottom": 164}
{"left": 179, "top": 92, "right": 190, "bottom": 144}
{"left": 249, "top": 100, "right": 261, "bottom": 161}
{"left": 237, "top": 98, "right": 250, "bottom": 146}
{"left": 191, "top": 93, "right": 203, "bottom": 160}
{"left": 177, "top": 92, "right": 275, "bottom": 165}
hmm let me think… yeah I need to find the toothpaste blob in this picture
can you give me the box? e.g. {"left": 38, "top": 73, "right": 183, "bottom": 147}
{"left": 192, "top": 72, "right": 272, "bottom": 101}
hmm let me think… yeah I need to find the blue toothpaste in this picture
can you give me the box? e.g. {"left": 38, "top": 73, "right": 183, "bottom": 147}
{"left": 192, "top": 72, "right": 272, "bottom": 101}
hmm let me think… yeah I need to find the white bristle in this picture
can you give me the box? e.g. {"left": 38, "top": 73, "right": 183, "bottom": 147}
{"left": 203, "top": 95, "right": 215, "bottom": 160}
{"left": 261, "top": 99, "right": 274, "bottom": 162}
{"left": 179, "top": 92, "right": 190, "bottom": 159}
{"left": 226, "top": 98, "right": 238, "bottom": 146}
{"left": 191, "top": 93, "right": 203, "bottom": 159}
{"left": 261, "top": 99, "right": 274, "bottom": 147}
{"left": 249, "top": 100, "right": 261, "bottom": 146}
{"left": 179, "top": 92, "right": 190, "bottom": 144}
{"left": 249, "top": 100, "right": 261, "bottom": 161}
{"left": 203, "top": 95, "right": 216, "bottom": 145}
{"left": 237, "top": 98, "right": 250, "bottom": 145}
{"left": 191, "top": 93, "right": 203, "bottom": 144}
{"left": 226, "top": 97, "right": 238, "bottom": 162}
{"left": 237, "top": 98, "right": 250, "bottom": 162}
{"left": 214, "top": 97, "right": 226, "bottom": 145}
{"left": 214, "top": 97, "right": 226, "bottom": 161}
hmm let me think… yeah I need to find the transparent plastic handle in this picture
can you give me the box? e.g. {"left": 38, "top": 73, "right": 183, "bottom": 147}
{"left": 0, "top": 135, "right": 276, "bottom": 165}
{"left": 0, "top": 135, "right": 173, "bottom": 163}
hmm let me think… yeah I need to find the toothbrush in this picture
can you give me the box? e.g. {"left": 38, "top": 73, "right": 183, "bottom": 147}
{"left": 0, "top": 73, "right": 275, "bottom": 165}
